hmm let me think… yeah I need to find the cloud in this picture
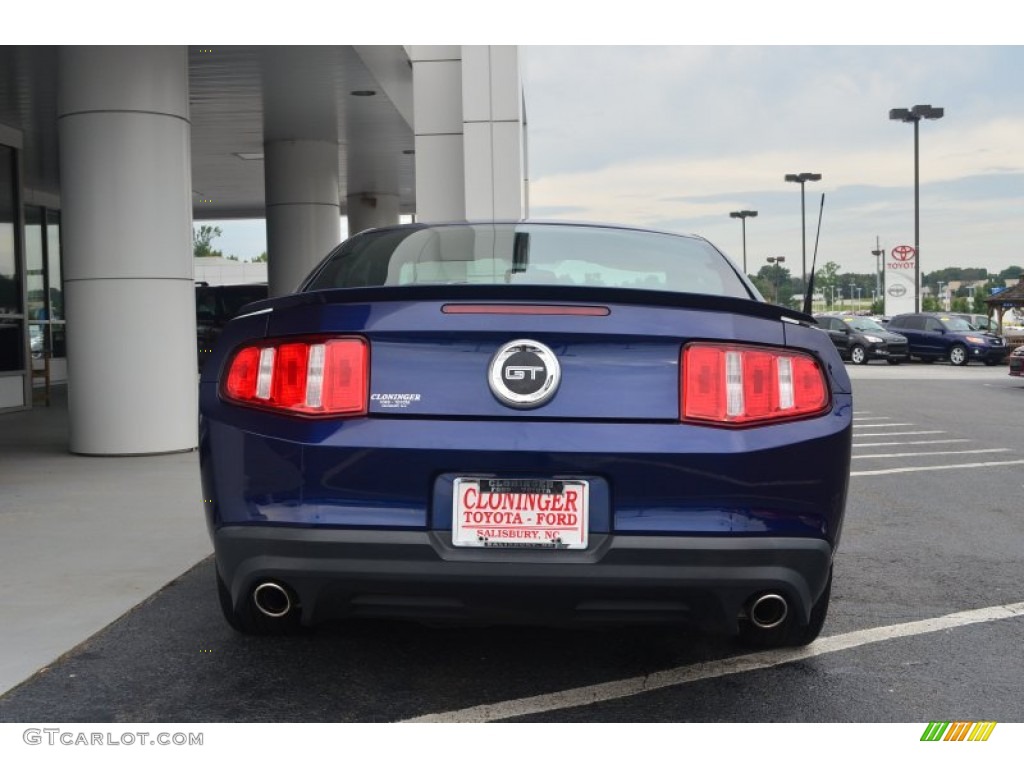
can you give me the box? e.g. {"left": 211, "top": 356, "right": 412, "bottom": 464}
{"left": 523, "top": 46, "right": 1024, "bottom": 272}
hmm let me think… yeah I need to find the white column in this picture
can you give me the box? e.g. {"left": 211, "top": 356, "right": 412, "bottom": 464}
{"left": 345, "top": 115, "right": 401, "bottom": 236}
{"left": 264, "top": 139, "right": 341, "bottom": 295}
{"left": 462, "top": 46, "right": 526, "bottom": 220}
{"left": 58, "top": 46, "right": 196, "bottom": 455}
{"left": 345, "top": 192, "right": 400, "bottom": 237}
{"left": 409, "top": 46, "right": 465, "bottom": 222}
{"left": 262, "top": 49, "right": 342, "bottom": 297}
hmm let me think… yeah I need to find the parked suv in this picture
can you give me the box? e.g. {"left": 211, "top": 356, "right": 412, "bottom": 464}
{"left": 814, "top": 314, "right": 909, "bottom": 365}
{"left": 886, "top": 312, "right": 1008, "bottom": 366}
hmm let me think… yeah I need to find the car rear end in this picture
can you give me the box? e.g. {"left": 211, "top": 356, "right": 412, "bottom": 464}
{"left": 199, "top": 222, "right": 852, "bottom": 645}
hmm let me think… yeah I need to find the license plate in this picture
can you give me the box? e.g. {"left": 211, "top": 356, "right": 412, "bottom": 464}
{"left": 452, "top": 478, "right": 589, "bottom": 549}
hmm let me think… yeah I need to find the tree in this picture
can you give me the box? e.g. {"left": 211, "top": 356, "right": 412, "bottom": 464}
{"left": 815, "top": 261, "right": 841, "bottom": 291}
{"left": 253, "top": 251, "right": 268, "bottom": 263}
{"left": 973, "top": 287, "right": 989, "bottom": 314}
{"left": 755, "top": 263, "right": 794, "bottom": 306}
{"left": 814, "top": 261, "right": 842, "bottom": 309}
{"left": 193, "top": 225, "right": 223, "bottom": 257}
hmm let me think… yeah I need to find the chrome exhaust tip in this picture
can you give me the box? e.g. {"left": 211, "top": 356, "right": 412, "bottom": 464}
{"left": 749, "top": 593, "right": 788, "bottom": 629}
{"left": 252, "top": 581, "right": 293, "bottom": 618}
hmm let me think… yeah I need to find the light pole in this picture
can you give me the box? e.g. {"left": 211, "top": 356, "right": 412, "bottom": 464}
{"left": 767, "top": 256, "right": 786, "bottom": 304}
{"left": 871, "top": 240, "right": 885, "bottom": 305}
{"left": 889, "top": 104, "right": 945, "bottom": 312}
{"left": 729, "top": 210, "right": 757, "bottom": 275}
{"left": 784, "top": 172, "right": 822, "bottom": 292}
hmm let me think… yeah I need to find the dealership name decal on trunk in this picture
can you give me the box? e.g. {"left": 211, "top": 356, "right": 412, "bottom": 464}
{"left": 371, "top": 393, "right": 422, "bottom": 408}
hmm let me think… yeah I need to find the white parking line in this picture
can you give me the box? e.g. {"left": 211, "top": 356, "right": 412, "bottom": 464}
{"left": 852, "top": 439, "right": 971, "bottom": 448}
{"left": 853, "top": 430, "right": 945, "bottom": 437}
{"left": 401, "top": 601, "right": 1024, "bottom": 723}
{"left": 852, "top": 449, "right": 1009, "bottom": 460}
{"left": 852, "top": 422, "right": 914, "bottom": 428}
{"left": 851, "top": 459, "right": 1024, "bottom": 476}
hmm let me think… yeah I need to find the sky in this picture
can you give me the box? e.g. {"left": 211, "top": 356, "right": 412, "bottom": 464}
{"left": 204, "top": 42, "right": 1024, "bottom": 280}
{"left": 522, "top": 45, "right": 1024, "bottom": 279}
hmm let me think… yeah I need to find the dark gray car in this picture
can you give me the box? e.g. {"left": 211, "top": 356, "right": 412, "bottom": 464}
{"left": 815, "top": 314, "right": 910, "bottom": 365}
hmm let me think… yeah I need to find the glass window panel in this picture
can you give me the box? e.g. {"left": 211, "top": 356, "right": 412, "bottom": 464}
{"left": 0, "top": 319, "right": 23, "bottom": 371}
{"left": 50, "top": 323, "right": 66, "bottom": 358}
{"left": 0, "top": 145, "right": 20, "bottom": 316}
{"left": 47, "top": 210, "right": 62, "bottom": 321}
{"left": 25, "top": 206, "right": 45, "bottom": 320}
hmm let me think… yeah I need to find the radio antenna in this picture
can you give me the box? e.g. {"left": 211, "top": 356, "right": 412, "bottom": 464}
{"left": 803, "top": 193, "right": 826, "bottom": 316}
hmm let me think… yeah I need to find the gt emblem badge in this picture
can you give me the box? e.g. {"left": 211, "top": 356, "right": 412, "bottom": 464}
{"left": 488, "top": 339, "right": 561, "bottom": 409}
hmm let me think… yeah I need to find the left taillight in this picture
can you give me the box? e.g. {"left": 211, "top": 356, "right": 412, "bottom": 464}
{"left": 681, "top": 342, "right": 829, "bottom": 426}
{"left": 221, "top": 337, "right": 368, "bottom": 417}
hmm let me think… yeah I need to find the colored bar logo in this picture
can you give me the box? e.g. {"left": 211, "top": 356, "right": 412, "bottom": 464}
{"left": 921, "top": 722, "right": 997, "bottom": 742}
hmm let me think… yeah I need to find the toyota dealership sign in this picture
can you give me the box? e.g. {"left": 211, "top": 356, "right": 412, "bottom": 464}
{"left": 885, "top": 245, "right": 916, "bottom": 315}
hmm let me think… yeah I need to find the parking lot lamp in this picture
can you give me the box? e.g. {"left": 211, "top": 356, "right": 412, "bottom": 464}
{"left": 871, "top": 243, "right": 885, "bottom": 301}
{"left": 889, "top": 104, "right": 945, "bottom": 312}
{"left": 729, "top": 210, "right": 758, "bottom": 274}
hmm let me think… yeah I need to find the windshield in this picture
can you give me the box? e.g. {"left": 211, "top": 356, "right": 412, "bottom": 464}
{"left": 843, "top": 317, "right": 885, "bottom": 332}
{"left": 302, "top": 223, "right": 754, "bottom": 300}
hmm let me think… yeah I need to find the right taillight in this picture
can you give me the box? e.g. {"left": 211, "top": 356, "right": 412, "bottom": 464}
{"left": 222, "top": 336, "right": 368, "bottom": 417}
{"left": 681, "top": 343, "right": 828, "bottom": 426}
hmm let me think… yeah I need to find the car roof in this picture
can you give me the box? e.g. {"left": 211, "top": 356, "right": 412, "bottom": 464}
{"left": 349, "top": 219, "right": 709, "bottom": 243}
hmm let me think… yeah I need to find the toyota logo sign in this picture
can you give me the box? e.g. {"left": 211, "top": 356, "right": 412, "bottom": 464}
{"left": 888, "top": 284, "right": 907, "bottom": 297}
{"left": 892, "top": 245, "right": 916, "bottom": 262}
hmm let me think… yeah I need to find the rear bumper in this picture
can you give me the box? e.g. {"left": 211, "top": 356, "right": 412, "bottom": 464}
{"left": 214, "top": 526, "right": 834, "bottom": 632}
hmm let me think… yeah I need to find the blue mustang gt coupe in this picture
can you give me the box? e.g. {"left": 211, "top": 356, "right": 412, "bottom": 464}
{"left": 199, "top": 221, "right": 852, "bottom": 647}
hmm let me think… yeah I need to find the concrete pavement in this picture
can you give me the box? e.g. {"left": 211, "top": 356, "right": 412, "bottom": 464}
{"left": 0, "top": 386, "right": 211, "bottom": 694}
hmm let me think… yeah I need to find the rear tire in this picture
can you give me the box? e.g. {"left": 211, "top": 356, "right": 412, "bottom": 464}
{"left": 216, "top": 569, "right": 302, "bottom": 636}
{"left": 949, "top": 344, "right": 969, "bottom": 366}
{"left": 737, "top": 568, "right": 832, "bottom": 649}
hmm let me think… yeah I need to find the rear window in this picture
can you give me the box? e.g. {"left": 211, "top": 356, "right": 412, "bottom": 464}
{"left": 302, "top": 223, "right": 753, "bottom": 300}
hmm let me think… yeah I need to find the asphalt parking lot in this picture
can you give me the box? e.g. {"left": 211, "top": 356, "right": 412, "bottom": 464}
{"left": 1, "top": 362, "right": 1022, "bottom": 723}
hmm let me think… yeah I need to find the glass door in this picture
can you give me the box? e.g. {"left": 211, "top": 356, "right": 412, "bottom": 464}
{"left": 0, "top": 143, "right": 27, "bottom": 410}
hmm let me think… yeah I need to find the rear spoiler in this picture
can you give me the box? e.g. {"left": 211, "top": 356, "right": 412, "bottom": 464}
{"left": 239, "top": 284, "right": 816, "bottom": 326}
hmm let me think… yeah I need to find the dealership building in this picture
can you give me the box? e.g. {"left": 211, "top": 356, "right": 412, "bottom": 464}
{"left": 0, "top": 45, "right": 526, "bottom": 454}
